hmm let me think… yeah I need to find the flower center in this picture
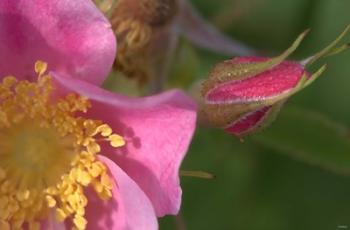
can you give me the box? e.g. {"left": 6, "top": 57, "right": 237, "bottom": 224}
{"left": 1, "top": 121, "right": 76, "bottom": 189}
{"left": 0, "top": 62, "right": 125, "bottom": 230}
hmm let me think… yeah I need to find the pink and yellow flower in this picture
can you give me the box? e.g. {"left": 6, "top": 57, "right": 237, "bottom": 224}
{"left": 0, "top": 0, "right": 197, "bottom": 229}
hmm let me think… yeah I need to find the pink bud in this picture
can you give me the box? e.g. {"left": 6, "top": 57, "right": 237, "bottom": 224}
{"left": 221, "top": 58, "right": 310, "bottom": 136}
{"left": 197, "top": 24, "right": 350, "bottom": 137}
{"left": 200, "top": 25, "right": 350, "bottom": 136}
{"left": 201, "top": 56, "right": 310, "bottom": 136}
{"left": 204, "top": 57, "right": 306, "bottom": 104}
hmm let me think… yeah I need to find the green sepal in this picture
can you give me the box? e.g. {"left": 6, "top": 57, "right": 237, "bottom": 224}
{"left": 300, "top": 64, "right": 327, "bottom": 89}
{"left": 303, "top": 25, "right": 350, "bottom": 66}
{"left": 324, "top": 43, "right": 350, "bottom": 57}
{"left": 202, "top": 30, "right": 309, "bottom": 96}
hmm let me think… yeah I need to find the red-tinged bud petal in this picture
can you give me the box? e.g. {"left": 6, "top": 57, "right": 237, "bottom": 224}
{"left": 225, "top": 106, "right": 273, "bottom": 135}
{"left": 225, "top": 102, "right": 284, "bottom": 136}
{"left": 204, "top": 57, "right": 306, "bottom": 104}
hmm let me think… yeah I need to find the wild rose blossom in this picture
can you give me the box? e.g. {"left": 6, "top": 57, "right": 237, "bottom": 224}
{"left": 201, "top": 27, "right": 349, "bottom": 136}
{"left": 0, "top": 0, "right": 197, "bottom": 229}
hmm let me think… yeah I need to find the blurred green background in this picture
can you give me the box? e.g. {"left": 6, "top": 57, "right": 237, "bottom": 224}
{"left": 159, "top": 0, "right": 350, "bottom": 229}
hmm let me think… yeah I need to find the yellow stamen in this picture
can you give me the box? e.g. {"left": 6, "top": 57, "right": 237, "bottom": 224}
{"left": 109, "top": 134, "right": 126, "bottom": 147}
{"left": 0, "top": 61, "right": 125, "bottom": 229}
{"left": 34, "top": 61, "right": 48, "bottom": 77}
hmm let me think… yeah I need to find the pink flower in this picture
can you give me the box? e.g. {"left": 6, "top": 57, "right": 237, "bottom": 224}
{"left": 0, "top": 1, "right": 197, "bottom": 229}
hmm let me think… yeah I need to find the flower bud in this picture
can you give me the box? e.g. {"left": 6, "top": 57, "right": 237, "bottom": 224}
{"left": 201, "top": 58, "right": 309, "bottom": 136}
{"left": 201, "top": 26, "right": 350, "bottom": 136}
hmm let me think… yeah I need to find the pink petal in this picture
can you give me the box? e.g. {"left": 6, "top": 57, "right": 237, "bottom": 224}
{"left": 52, "top": 73, "right": 197, "bottom": 217}
{"left": 0, "top": 0, "right": 116, "bottom": 84}
{"left": 84, "top": 156, "right": 158, "bottom": 230}
{"left": 225, "top": 106, "right": 272, "bottom": 136}
{"left": 206, "top": 58, "right": 305, "bottom": 103}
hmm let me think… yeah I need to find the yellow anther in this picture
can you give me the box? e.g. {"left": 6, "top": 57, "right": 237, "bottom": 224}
{"left": 74, "top": 215, "right": 87, "bottom": 230}
{"left": 95, "top": 124, "right": 112, "bottom": 137}
{"left": 76, "top": 169, "right": 92, "bottom": 186}
{"left": 87, "top": 141, "right": 101, "bottom": 154}
{"left": 56, "top": 208, "right": 68, "bottom": 222}
{"left": 101, "top": 173, "right": 113, "bottom": 190}
{"left": 109, "top": 134, "right": 126, "bottom": 147}
{"left": 0, "top": 62, "right": 125, "bottom": 229}
{"left": 45, "top": 195, "right": 57, "bottom": 208}
{"left": 15, "top": 190, "right": 30, "bottom": 201}
{"left": 2, "top": 76, "right": 17, "bottom": 88}
{"left": 88, "top": 162, "right": 103, "bottom": 178}
{"left": 34, "top": 60, "right": 48, "bottom": 76}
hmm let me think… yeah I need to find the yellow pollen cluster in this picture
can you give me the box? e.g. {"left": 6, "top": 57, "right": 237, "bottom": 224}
{"left": 112, "top": 16, "right": 153, "bottom": 83}
{"left": 0, "top": 62, "right": 125, "bottom": 230}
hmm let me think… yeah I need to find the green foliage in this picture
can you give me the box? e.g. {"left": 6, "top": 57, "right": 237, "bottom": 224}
{"left": 254, "top": 106, "right": 350, "bottom": 174}
{"left": 168, "top": 41, "right": 199, "bottom": 88}
{"left": 161, "top": 127, "right": 350, "bottom": 230}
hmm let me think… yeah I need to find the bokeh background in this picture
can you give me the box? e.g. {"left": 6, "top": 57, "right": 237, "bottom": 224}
{"left": 157, "top": 0, "right": 350, "bottom": 229}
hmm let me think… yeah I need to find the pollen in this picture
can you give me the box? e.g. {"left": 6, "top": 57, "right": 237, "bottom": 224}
{"left": 0, "top": 62, "right": 125, "bottom": 229}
